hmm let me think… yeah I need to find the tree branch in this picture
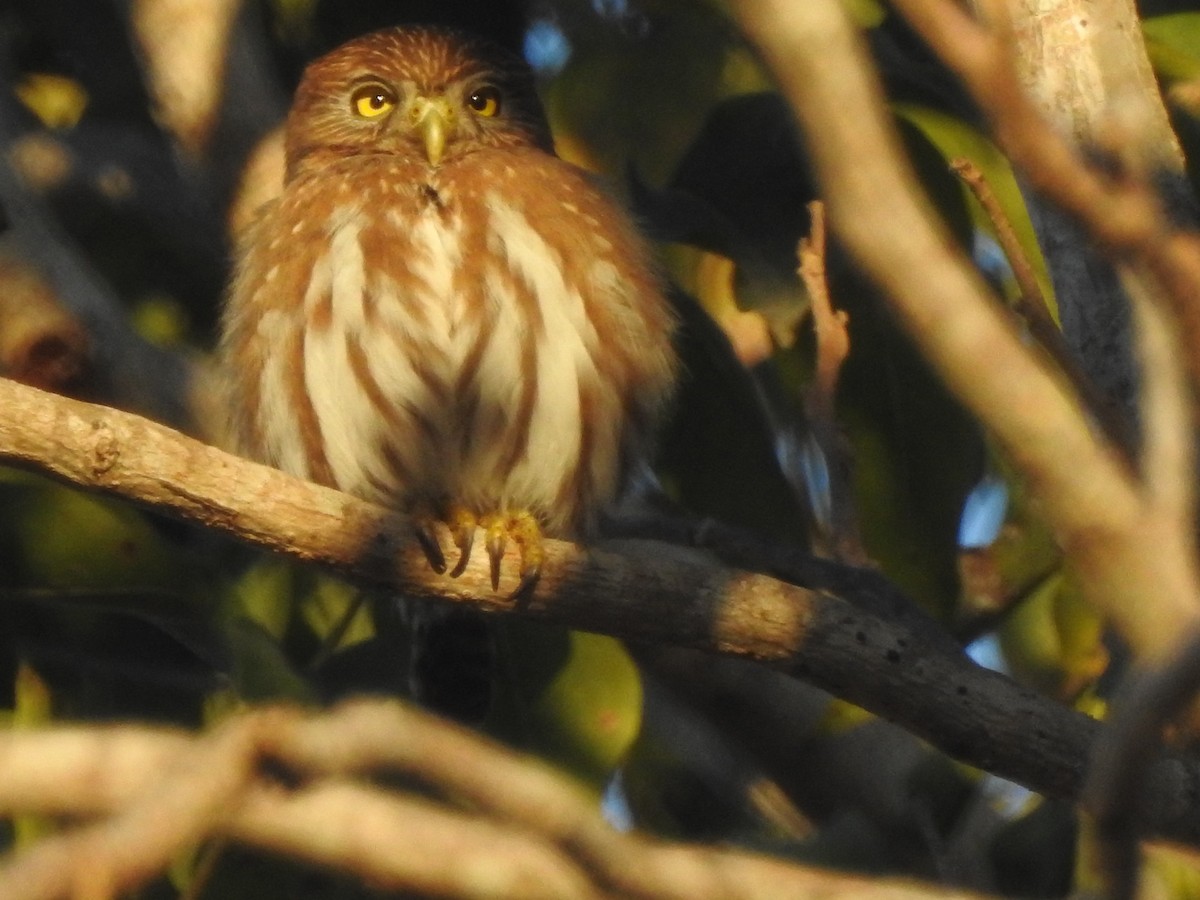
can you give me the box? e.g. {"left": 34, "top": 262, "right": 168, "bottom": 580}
{"left": 1085, "top": 631, "right": 1200, "bottom": 900}
{"left": 893, "top": 0, "right": 1200, "bottom": 401}
{"left": 4, "top": 377, "right": 1200, "bottom": 844}
{"left": 729, "top": 0, "right": 1200, "bottom": 674}
{"left": 0, "top": 697, "right": 998, "bottom": 900}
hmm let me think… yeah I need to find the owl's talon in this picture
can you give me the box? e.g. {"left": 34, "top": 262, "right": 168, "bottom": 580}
{"left": 509, "top": 512, "right": 543, "bottom": 597}
{"left": 483, "top": 518, "right": 508, "bottom": 591}
{"left": 423, "top": 505, "right": 544, "bottom": 592}
{"left": 514, "top": 564, "right": 541, "bottom": 598}
{"left": 450, "top": 529, "right": 475, "bottom": 578}
{"left": 412, "top": 517, "right": 447, "bottom": 574}
{"left": 445, "top": 504, "right": 478, "bottom": 577}
{"left": 479, "top": 512, "right": 543, "bottom": 592}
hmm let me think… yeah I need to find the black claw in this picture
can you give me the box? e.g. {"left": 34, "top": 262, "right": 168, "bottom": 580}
{"left": 450, "top": 527, "right": 475, "bottom": 578}
{"left": 511, "top": 564, "right": 540, "bottom": 599}
{"left": 414, "top": 523, "right": 447, "bottom": 574}
{"left": 486, "top": 531, "right": 505, "bottom": 591}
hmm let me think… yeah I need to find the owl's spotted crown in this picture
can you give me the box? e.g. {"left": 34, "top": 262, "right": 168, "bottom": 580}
{"left": 284, "top": 26, "right": 553, "bottom": 176}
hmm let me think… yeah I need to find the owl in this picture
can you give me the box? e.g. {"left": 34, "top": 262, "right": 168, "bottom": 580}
{"left": 221, "top": 26, "right": 678, "bottom": 591}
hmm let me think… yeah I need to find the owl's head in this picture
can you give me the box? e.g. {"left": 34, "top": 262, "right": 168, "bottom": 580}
{"left": 284, "top": 26, "right": 553, "bottom": 175}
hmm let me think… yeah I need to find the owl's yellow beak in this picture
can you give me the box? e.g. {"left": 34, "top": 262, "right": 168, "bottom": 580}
{"left": 414, "top": 97, "right": 454, "bottom": 166}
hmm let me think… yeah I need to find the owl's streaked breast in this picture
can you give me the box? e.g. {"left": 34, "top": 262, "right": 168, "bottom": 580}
{"left": 223, "top": 150, "right": 674, "bottom": 537}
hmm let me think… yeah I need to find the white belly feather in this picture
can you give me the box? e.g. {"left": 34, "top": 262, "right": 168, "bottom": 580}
{"left": 274, "top": 195, "right": 611, "bottom": 533}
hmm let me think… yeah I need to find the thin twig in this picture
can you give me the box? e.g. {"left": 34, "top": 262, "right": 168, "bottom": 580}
{"left": 1124, "top": 266, "right": 1195, "bottom": 525}
{"left": 799, "top": 202, "right": 847, "bottom": 421}
{"left": 950, "top": 158, "right": 1051, "bottom": 321}
{"left": 950, "top": 157, "right": 1134, "bottom": 456}
{"left": 892, "top": 0, "right": 1200, "bottom": 396}
{"left": 796, "top": 201, "right": 864, "bottom": 562}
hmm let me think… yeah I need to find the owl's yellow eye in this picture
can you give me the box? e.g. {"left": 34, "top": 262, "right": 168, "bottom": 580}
{"left": 467, "top": 86, "right": 501, "bottom": 118}
{"left": 351, "top": 84, "right": 396, "bottom": 118}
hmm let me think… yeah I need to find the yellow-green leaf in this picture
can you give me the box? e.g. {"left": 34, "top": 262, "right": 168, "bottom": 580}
{"left": 490, "top": 624, "right": 642, "bottom": 791}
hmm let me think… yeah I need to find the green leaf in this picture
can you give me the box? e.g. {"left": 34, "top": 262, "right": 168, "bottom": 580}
{"left": 840, "top": 0, "right": 887, "bottom": 28}
{"left": 997, "top": 572, "right": 1106, "bottom": 699}
{"left": 10, "top": 664, "right": 56, "bottom": 848}
{"left": 697, "top": 0, "right": 885, "bottom": 28}
{"left": 221, "top": 617, "right": 314, "bottom": 704}
{"left": 1, "top": 473, "right": 193, "bottom": 598}
{"left": 226, "top": 558, "right": 301, "bottom": 640}
{"left": 489, "top": 624, "right": 642, "bottom": 791}
{"left": 958, "top": 455, "right": 1061, "bottom": 622}
{"left": 1144, "top": 14, "right": 1200, "bottom": 81}
{"left": 299, "top": 576, "right": 373, "bottom": 650}
{"left": 547, "top": 1, "right": 743, "bottom": 182}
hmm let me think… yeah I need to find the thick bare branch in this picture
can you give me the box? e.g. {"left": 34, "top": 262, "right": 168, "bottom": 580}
{"left": 129, "top": 0, "right": 243, "bottom": 156}
{"left": 5, "top": 378, "right": 1200, "bottom": 843}
{"left": 0, "top": 699, "right": 994, "bottom": 900}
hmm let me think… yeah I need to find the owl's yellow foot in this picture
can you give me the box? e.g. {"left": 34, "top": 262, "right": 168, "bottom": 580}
{"left": 412, "top": 502, "right": 542, "bottom": 594}
{"left": 480, "top": 510, "right": 543, "bottom": 595}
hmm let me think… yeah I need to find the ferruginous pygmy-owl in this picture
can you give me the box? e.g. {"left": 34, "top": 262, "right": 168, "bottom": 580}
{"left": 221, "top": 26, "right": 678, "bottom": 590}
